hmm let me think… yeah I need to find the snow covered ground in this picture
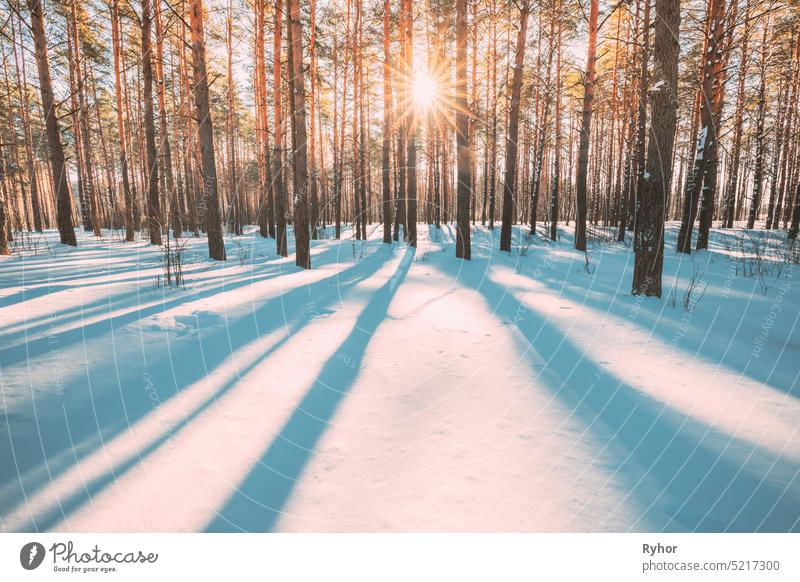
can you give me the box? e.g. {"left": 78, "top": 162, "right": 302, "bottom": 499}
{"left": 1, "top": 222, "right": 798, "bottom": 532}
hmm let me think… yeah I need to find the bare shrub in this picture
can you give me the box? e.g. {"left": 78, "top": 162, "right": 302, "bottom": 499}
{"left": 232, "top": 241, "right": 249, "bottom": 266}
{"left": 727, "top": 230, "right": 790, "bottom": 295}
{"left": 157, "top": 237, "right": 189, "bottom": 287}
{"left": 683, "top": 258, "right": 707, "bottom": 312}
{"left": 583, "top": 249, "right": 594, "bottom": 274}
{"left": 9, "top": 231, "right": 53, "bottom": 257}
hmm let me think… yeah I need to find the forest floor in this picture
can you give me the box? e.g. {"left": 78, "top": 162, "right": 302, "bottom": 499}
{"left": 1, "top": 221, "right": 799, "bottom": 532}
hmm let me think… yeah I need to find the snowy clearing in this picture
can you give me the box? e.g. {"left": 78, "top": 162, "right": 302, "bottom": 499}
{"left": 1, "top": 223, "right": 798, "bottom": 532}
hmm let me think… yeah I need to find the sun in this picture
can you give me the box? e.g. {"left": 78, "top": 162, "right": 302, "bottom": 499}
{"left": 413, "top": 72, "right": 438, "bottom": 110}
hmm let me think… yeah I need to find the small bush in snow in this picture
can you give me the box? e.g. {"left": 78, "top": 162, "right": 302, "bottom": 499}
{"left": 232, "top": 241, "right": 249, "bottom": 266}
{"left": 682, "top": 259, "right": 707, "bottom": 312}
{"left": 725, "top": 230, "right": 791, "bottom": 295}
{"left": 157, "top": 237, "right": 188, "bottom": 288}
{"left": 9, "top": 231, "right": 53, "bottom": 257}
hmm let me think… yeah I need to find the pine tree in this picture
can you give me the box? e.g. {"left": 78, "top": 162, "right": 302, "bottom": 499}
{"left": 455, "top": 0, "right": 472, "bottom": 259}
{"left": 499, "top": 1, "right": 530, "bottom": 253}
{"left": 272, "top": 0, "right": 288, "bottom": 257}
{"left": 111, "top": 0, "right": 135, "bottom": 242}
{"left": 574, "top": 0, "right": 599, "bottom": 252}
{"left": 288, "top": 0, "right": 311, "bottom": 268}
{"left": 27, "top": 0, "right": 77, "bottom": 246}
{"left": 633, "top": 0, "right": 681, "bottom": 296}
{"left": 142, "top": 0, "right": 162, "bottom": 244}
{"left": 189, "top": 0, "right": 225, "bottom": 259}
{"left": 382, "top": 0, "right": 393, "bottom": 244}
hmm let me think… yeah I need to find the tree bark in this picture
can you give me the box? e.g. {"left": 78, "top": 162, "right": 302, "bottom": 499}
{"left": 155, "top": 0, "right": 181, "bottom": 238}
{"left": 226, "top": 0, "right": 241, "bottom": 236}
{"left": 549, "top": 6, "right": 562, "bottom": 242}
{"left": 633, "top": 0, "right": 681, "bottom": 296}
{"left": 189, "top": 0, "right": 226, "bottom": 259}
{"left": 721, "top": 0, "right": 751, "bottom": 228}
{"left": 272, "top": 0, "right": 288, "bottom": 256}
{"left": 789, "top": 183, "right": 800, "bottom": 240}
{"left": 70, "top": 0, "right": 102, "bottom": 237}
{"left": 677, "top": 0, "right": 724, "bottom": 252}
{"left": 630, "top": 0, "right": 650, "bottom": 245}
{"left": 27, "top": 0, "right": 76, "bottom": 246}
{"left": 394, "top": 0, "right": 406, "bottom": 241}
{"left": 11, "top": 15, "right": 43, "bottom": 233}
{"left": 309, "top": 0, "right": 320, "bottom": 239}
{"left": 288, "top": 0, "right": 311, "bottom": 268}
{"left": 455, "top": 0, "right": 472, "bottom": 258}
{"left": 0, "top": 147, "right": 11, "bottom": 253}
{"left": 403, "top": 0, "right": 418, "bottom": 246}
{"left": 382, "top": 0, "right": 393, "bottom": 244}
{"left": 499, "top": 1, "right": 530, "bottom": 252}
{"left": 488, "top": 1, "right": 498, "bottom": 230}
{"left": 530, "top": 10, "right": 554, "bottom": 236}
{"left": 142, "top": 0, "right": 162, "bottom": 244}
{"left": 574, "top": 0, "right": 599, "bottom": 252}
{"left": 254, "top": 0, "right": 270, "bottom": 238}
{"left": 747, "top": 21, "right": 770, "bottom": 230}
{"left": 696, "top": 0, "right": 734, "bottom": 249}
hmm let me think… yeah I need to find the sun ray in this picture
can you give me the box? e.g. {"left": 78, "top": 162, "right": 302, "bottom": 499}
{"left": 413, "top": 72, "right": 438, "bottom": 110}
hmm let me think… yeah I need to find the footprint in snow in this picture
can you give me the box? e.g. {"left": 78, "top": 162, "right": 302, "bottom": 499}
{"left": 143, "top": 311, "right": 221, "bottom": 336}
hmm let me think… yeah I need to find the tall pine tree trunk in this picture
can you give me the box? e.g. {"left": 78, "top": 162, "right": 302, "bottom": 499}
{"left": 394, "top": 1, "right": 406, "bottom": 241}
{"left": 677, "top": 0, "right": 724, "bottom": 252}
{"left": 70, "top": 0, "right": 102, "bottom": 237}
{"left": 12, "top": 16, "right": 43, "bottom": 233}
{"left": 488, "top": 2, "right": 498, "bottom": 230}
{"left": 455, "top": 0, "right": 472, "bottom": 258}
{"left": 272, "top": 0, "right": 288, "bottom": 256}
{"left": 309, "top": 0, "right": 320, "bottom": 239}
{"left": 142, "top": 0, "right": 162, "bottom": 244}
{"left": 630, "top": 0, "right": 650, "bottom": 246}
{"left": 617, "top": 4, "right": 641, "bottom": 242}
{"left": 721, "top": 0, "right": 751, "bottom": 228}
{"left": 112, "top": 0, "right": 135, "bottom": 241}
{"left": 27, "top": 0, "right": 76, "bottom": 246}
{"left": 747, "top": 21, "right": 770, "bottom": 230}
{"left": 574, "top": 0, "right": 599, "bottom": 251}
{"left": 382, "top": 0, "right": 393, "bottom": 244}
{"left": 155, "top": 0, "right": 181, "bottom": 238}
{"left": 530, "top": 10, "right": 554, "bottom": 236}
{"left": 499, "top": 1, "right": 530, "bottom": 252}
{"left": 404, "top": 0, "right": 418, "bottom": 246}
{"left": 226, "top": 1, "right": 241, "bottom": 236}
{"left": 549, "top": 6, "right": 562, "bottom": 242}
{"left": 0, "top": 138, "right": 11, "bottom": 253}
{"left": 633, "top": 0, "right": 681, "bottom": 296}
{"left": 696, "top": 0, "right": 733, "bottom": 249}
{"left": 189, "top": 0, "right": 225, "bottom": 259}
{"left": 288, "top": 0, "right": 311, "bottom": 268}
{"left": 357, "top": 10, "right": 368, "bottom": 241}
{"left": 254, "top": 0, "right": 270, "bottom": 238}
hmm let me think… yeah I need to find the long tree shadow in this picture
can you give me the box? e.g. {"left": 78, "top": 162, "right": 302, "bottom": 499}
{"left": 517, "top": 227, "right": 799, "bottom": 398}
{"left": 0, "top": 240, "right": 351, "bottom": 368}
{"left": 0, "top": 257, "right": 247, "bottom": 334}
{"left": 1, "top": 242, "right": 397, "bottom": 528}
{"left": 205, "top": 247, "right": 415, "bottom": 532}
{"left": 0, "top": 268, "right": 189, "bottom": 310}
{"left": 0, "top": 231, "right": 347, "bottom": 339}
{"left": 430, "top": 255, "right": 800, "bottom": 532}
{"left": 2, "top": 286, "right": 183, "bottom": 347}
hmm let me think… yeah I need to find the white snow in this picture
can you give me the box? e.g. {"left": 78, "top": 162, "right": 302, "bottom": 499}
{"left": 1, "top": 223, "right": 798, "bottom": 532}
